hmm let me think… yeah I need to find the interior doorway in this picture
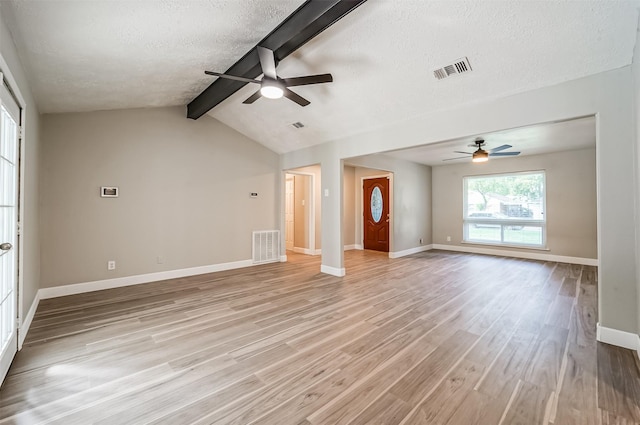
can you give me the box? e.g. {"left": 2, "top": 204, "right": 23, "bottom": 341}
{"left": 283, "top": 168, "right": 317, "bottom": 255}
{"left": 285, "top": 174, "right": 294, "bottom": 250}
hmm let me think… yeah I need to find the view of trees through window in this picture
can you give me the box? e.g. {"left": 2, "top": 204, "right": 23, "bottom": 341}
{"left": 464, "top": 171, "right": 545, "bottom": 247}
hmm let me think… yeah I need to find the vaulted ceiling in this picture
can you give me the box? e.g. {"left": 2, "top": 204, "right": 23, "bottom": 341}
{"left": 2, "top": 1, "right": 638, "bottom": 155}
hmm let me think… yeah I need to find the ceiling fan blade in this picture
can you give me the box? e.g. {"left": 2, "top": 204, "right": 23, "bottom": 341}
{"left": 283, "top": 88, "right": 310, "bottom": 106}
{"left": 454, "top": 151, "right": 473, "bottom": 155}
{"left": 204, "top": 71, "right": 260, "bottom": 84}
{"left": 442, "top": 156, "right": 471, "bottom": 162}
{"left": 282, "top": 74, "right": 333, "bottom": 87}
{"left": 490, "top": 151, "right": 521, "bottom": 156}
{"left": 242, "top": 90, "right": 262, "bottom": 104}
{"left": 257, "top": 46, "right": 278, "bottom": 80}
{"left": 489, "top": 144, "right": 512, "bottom": 153}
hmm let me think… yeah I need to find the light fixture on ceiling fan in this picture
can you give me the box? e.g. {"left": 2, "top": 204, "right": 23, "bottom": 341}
{"left": 260, "top": 80, "right": 285, "bottom": 99}
{"left": 442, "top": 138, "right": 521, "bottom": 163}
{"left": 472, "top": 145, "right": 489, "bottom": 163}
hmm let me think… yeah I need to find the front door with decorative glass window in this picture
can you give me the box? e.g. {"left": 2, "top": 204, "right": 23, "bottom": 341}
{"left": 363, "top": 177, "right": 389, "bottom": 252}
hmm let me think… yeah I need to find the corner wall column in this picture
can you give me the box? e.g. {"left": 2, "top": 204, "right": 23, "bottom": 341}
{"left": 320, "top": 150, "right": 344, "bottom": 277}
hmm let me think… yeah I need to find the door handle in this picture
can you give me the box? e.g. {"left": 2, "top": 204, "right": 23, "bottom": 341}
{"left": 0, "top": 242, "right": 12, "bottom": 251}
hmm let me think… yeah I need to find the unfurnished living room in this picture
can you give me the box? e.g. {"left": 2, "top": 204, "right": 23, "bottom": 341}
{"left": 0, "top": 0, "right": 640, "bottom": 424}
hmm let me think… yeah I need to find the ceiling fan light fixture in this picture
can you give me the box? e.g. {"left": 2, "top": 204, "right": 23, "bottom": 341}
{"left": 472, "top": 150, "right": 489, "bottom": 163}
{"left": 260, "top": 80, "right": 284, "bottom": 99}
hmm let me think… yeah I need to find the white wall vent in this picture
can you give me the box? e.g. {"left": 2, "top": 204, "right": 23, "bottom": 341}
{"left": 252, "top": 230, "right": 280, "bottom": 264}
{"left": 433, "top": 57, "right": 472, "bottom": 80}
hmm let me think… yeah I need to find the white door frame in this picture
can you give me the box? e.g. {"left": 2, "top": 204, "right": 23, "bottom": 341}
{"left": 283, "top": 170, "right": 316, "bottom": 256}
{"left": 0, "top": 53, "right": 27, "bottom": 352}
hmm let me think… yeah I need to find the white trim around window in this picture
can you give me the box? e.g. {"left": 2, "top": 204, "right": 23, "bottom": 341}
{"left": 463, "top": 170, "right": 546, "bottom": 249}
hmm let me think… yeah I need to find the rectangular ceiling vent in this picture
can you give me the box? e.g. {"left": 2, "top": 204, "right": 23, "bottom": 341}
{"left": 433, "top": 57, "right": 472, "bottom": 80}
{"left": 291, "top": 122, "right": 305, "bottom": 129}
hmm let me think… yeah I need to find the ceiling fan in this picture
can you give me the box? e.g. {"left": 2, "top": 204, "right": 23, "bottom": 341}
{"left": 204, "top": 46, "right": 333, "bottom": 107}
{"left": 443, "top": 138, "right": 521, "bottom": 163}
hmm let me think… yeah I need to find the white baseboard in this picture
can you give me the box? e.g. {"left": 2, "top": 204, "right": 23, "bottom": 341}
{"left": 18, "top": 292, "right": 40, "bottom": 349}
{"left": 353, "top": 244, "right": 363, "bottom": 250}
{"left": 597, "top": 323, "right": 640, "bottom": 351}
{"left": 431, "top": 244, "right": 598, "bottom": 266}
{"left": 39, "top": 259, "right": 254, "bottom": 300}
{"left": 295, "top": 246, "right": 359, "bottom": 255}
{"left": 280, "top": 255, "right": 287, "bottom": 262}
{"left": 321, "top": 264, "right": 346, "bottom": 277}
{"left": 389, "top": 245, "right": 433, "bottom": 259}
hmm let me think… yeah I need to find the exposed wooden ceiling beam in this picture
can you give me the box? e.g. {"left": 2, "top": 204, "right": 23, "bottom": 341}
{"left": 187, "top": 0, "right": 367, "bottom": 120}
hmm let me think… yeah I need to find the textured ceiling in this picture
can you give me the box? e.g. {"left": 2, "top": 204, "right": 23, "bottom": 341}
{"left": 2, "top": 1, "right": 639, "bottom": 155}
{"left": 1, "top": 0, "right": 303, "bottom": 112}
{"left": 381, "top": 116, "right": 596, "bottom": 166}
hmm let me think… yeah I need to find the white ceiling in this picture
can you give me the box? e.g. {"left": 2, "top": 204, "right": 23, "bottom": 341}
{"left": 2, "top": 1, "right": 638, "bottom": 156}
{"left": 380, "top": 115, "right": 596, "bottom": 166}
{"left": 0, "top": 0, "right": 303, "bottom": 111}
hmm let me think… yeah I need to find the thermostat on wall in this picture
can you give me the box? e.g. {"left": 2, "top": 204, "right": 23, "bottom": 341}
{"left": 101, "top": 187, "right": 119, "bottom": 198}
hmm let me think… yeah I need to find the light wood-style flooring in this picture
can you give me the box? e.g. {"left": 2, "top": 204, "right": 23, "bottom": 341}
{"left": 1, "top": 250, "right": 640, "bottom": 424}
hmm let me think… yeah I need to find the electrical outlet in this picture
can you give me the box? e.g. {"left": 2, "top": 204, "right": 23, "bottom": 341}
{"left": 156, "top": 256, "right": 164, "bottom": 264}
{"left": 446, "top": 236, "right": 451, "bottom": 242}
{"left": 107, "top": 260, "right": 116, "bottom": 270}
{"left": 419, "top": 238, "right": 423, "bottom": 244}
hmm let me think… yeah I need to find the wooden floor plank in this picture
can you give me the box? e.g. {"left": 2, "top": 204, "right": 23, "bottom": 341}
{"left": 499, "top": 379, "right": 553, "bottom": 425}
{"left": 553, "top": 342, "right": 599, "bottom": 425}
{"left": 407, "top": 359, "right": 485, "bottom": 425}
{"left": 598, "top": 343, "right": 640, "bottom": 423}
{"left": 388, "top": 329, "right": 478, "bottom": 406}
{"left": 0, "top": 250, "right": 637, "bottom": 425}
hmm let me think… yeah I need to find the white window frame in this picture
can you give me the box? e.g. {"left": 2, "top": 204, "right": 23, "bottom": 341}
{"left": 463, "top": 171, "right": 546, "bottom": 249}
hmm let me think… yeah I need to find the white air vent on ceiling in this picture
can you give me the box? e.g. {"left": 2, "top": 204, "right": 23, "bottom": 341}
{"left": 252, "top": 230, "right": 280, "bottom": 264}
{"left": 433, "top": 57, "right": 472, "bottom": 80}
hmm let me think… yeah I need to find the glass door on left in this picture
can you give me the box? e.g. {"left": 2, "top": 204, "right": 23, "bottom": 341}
{"left": 0, "top": 82, "right": 20, "bottom": 384}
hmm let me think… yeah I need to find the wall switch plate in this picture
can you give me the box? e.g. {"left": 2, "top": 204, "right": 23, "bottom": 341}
{"left": 447, "top": 236, "right": 451, "bottom": 242}
{"left": 324, "top": 189, "right": 329, "bottom": 197}
{"left": 107, "top": 260, "right": 116, "bottom": 270}
{"left": 156, "top": 256, "right": 164, "bottom": 264}
{"left": 101, "top": 187, "right": 119, "bottom": 198}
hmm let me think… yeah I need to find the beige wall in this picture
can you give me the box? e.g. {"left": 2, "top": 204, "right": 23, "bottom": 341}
{"left": 432, "top": 148, "right": 597, "bottom": 259}
{"left": 0, "top": 9, "right": 41, "bottom": 322}
{"left": 343, "top": 166, "right": 356, "bottom": 246}
{"left": 634, "top": 25, "right": 640, "bottom": 338}
{"left": 41, "top": 107, "right": 280, "bottom": 287}
{"left": 348, "top": 156, "right": 432, "bottom": 253}
{"left": 293, "top": 174, "right": 310, "bottom": 249}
